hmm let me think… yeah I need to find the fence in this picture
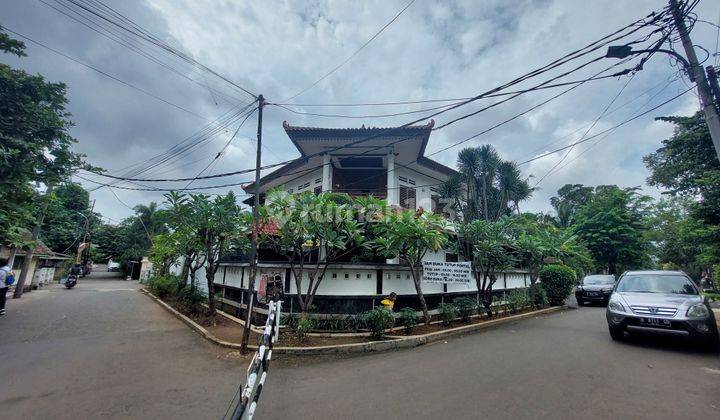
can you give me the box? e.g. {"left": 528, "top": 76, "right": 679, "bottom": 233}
{"left": 229, "top": 300, "right": 282, "bottom": 420}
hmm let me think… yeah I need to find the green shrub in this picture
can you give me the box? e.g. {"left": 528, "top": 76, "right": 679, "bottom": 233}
{"left": 452, "top": 297, "right": 477, "bottom": 322}
{"left": 538, "top": 265, "right": 576, "bottom": 306}
{"left": 400, "top": 307, "right": 418, "bottom": 334}
{"left": 363, "top": 307, "right": 395, "bottom": 340}
{"left": 176, "top": 285, "right": 205, "bottom": 315}
{"left": 296, "top": 315, "right": 316, "bottom": 340}
{"left": 147, "top": 275, "right": 178, "bottom": 299}
{"left": 281, "top": 315, "right": 298, "bottom": 330}
{"left": 529, "top": 284, "right": 548, "bottom": 308}
{"left": 438, "top": 303, "right": 458, "bottom": 325}
{"left": 507, "top": 288, "right": 530, "bottom": 313}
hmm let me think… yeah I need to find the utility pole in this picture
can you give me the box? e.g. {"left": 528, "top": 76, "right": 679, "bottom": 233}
{"left": 241, "top": 95, "right": 264, "bottom": 353}
{"left": 82, "top": 199, "right": 96, "bottom": 267}
{"left": 14, "top": 184, "right": 54, "bottom": 299}
{"left": 669, "top": 0, "right": 720, "bottom": 161}
{"left": 706, "top": 66, "right": 720, "bottom": 110}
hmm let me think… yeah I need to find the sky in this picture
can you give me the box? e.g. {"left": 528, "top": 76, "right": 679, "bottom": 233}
{"left": 2, "top": 0, "right": 719, "bottom": 223}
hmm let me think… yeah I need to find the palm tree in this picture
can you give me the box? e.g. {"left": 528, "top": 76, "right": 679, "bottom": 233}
{"left": 476, "top": 145, "right": 500, "bottom": 221}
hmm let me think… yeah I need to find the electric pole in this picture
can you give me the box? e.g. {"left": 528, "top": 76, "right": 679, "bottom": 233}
{"left": 241, "top": 95, "right": 264, "bottom": 353}
{"left": 14, "top": 183, "right": 54, "bottom": 299}
{"left": 79, "top": 199, "right": 96, "bottom": 268}
{"left": 669, "top": 0, "right": 720, "bottom": 161}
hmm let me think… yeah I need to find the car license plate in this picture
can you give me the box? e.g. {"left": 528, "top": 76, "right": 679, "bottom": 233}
{"left": 640, "top": 317, "right": 671, "bottom": 327}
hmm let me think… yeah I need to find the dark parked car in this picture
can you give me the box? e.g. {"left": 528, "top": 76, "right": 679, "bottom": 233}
{"left": 606, "top": 270, "right": 719, "bottom": 347}
{"left": 576, "top": 274, "right": 615, "bottom": 306}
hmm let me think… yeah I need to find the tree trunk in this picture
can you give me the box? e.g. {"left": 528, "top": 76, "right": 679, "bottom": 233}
{"left": 14, "top": 184, "right": 53, "bottom": 298}
{"left": 205, "top": 264, "right": 216, "bottom": 314}
{"left": 409, "top": 266, "right": 431, "bottom": 325}
{"left": 180, "top": 256, "right": 190, "bottom": 288}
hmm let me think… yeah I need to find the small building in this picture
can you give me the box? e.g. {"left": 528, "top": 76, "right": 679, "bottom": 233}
{"left": 211, "top": 121, "right": 530, "bottom": 319}
{"left": 0, "top": 240, "right": 70, "bottom": 292}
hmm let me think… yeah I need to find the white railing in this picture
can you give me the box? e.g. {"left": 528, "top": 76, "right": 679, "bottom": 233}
{"left": 229, "top": 300, "right": 282, "bottom": 420}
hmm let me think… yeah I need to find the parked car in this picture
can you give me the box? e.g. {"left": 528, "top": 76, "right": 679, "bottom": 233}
{"left": 606, "top": 270, "right": 719, "bottom": 347}
{"left": 576, "top": 274, "right": 615, "bottom": 306}
{"left": 107, "top": 261, "right": 120, "bottom": 272}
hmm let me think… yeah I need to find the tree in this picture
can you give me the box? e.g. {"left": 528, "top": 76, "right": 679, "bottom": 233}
{"left": 1, "top": 28, "right": 91, "bottom": 297}
{"left": 374, "top": 209, "right": 448, "bottom": 325}
{"left": 260, "top": 190, "right": 370, "bottom": 312}
{"left": 550, "top": 184, "right": 594, "bottom": 228}
{"left": 190, "top": 192, "right": 249, "bottom": 314}
{"left": 39, "top": 182, "right": 96, "bottom": 255}
{"left": 441, "top": 145, "right": 532, "bottom": 222}
{"left": 572, "top": 186, "right": 651, "bottom": 274}
{"left": 458, "top": 218, "right": 516, "bottom": 317}
{"left": 163, "top": 192, "right": 204, "bottom": 289}
{"left": 644, "top": 112, "right": 720, "bottom": 268}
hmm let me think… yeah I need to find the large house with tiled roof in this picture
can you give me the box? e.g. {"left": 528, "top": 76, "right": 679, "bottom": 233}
{"left": 211, "top": 121, "right": 530, "bottom": 317}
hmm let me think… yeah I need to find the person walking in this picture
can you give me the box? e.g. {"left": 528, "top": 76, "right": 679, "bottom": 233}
{"left": 0, "top": 258, "right": 14, "bottom": 316}
{"left": 380, "top": 292, "right": 397, "bottom": 310}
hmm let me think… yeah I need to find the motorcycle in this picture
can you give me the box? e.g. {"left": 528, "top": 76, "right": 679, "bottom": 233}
{"left": 65, "top": 274, "right": 78, "bottom": 289}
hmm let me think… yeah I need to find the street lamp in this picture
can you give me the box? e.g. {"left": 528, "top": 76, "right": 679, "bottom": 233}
{"left": 605, "top": 44, "right": 693, "bottom": 80}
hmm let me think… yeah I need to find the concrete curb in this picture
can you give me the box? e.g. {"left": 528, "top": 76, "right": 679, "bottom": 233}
{"left": 140, "top": 289, "right": 566, "bottom": 355}
{"left": 139, "top": 288, "right": 255, "bottom": 351}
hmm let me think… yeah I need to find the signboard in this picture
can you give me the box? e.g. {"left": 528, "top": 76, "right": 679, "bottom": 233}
{"left": 422, "top": 261, "right": 472, "bottom": 284}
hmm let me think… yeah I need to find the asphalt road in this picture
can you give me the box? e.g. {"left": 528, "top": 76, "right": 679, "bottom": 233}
{"left": 0, "top": 268, "right": 248, "bottom": 420}
{"left": 261, "top": 305, "right": 720, "bottom": 420}
{"left": 2, "top": 272, "right": 718, "bottom": 420}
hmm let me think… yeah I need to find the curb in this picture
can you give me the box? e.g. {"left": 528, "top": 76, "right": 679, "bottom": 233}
{"left": 140, "top": 288, "right": 256, "bottom": 351}
{"left": 140, "top": 289, "right": 566, "bottom": 355}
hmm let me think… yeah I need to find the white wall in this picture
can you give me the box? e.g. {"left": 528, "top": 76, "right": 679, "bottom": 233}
{"left": 290, "top": 268, "right": 376, "bottom": 296}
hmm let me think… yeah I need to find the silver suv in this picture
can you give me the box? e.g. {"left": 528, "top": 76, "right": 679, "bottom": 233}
{"left": 606, "top": 270, "right": 718, "bottom": 346}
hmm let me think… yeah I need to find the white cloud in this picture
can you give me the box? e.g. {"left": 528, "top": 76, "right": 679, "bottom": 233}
{"left": 3, "top": 0, "right": 718, "bottom": 222}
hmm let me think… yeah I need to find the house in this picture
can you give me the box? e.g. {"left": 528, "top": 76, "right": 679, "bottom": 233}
{"left": 0, "top": 240, "right": 70, "bottom": 292}
{"left": 206, "top": 121, "right": 530, "bottom": 319}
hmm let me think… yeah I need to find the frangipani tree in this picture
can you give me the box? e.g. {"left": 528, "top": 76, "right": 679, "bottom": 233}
{"left": 459, "top": 218, "right": 516, "bottom": 317}
{"left": 373, "top": 209, "right": 448, "bottom": 325}
{"left": 260, "top": 190, "right": 370, "bottom": 312}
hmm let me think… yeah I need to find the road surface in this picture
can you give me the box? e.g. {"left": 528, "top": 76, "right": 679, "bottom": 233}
{"left": 1, "top": 271, "right": 718, "bottom": 419}
{"left": 260, "top": 306, "right": 720, "bottom": 420}
{"left": 0, "top": 269, "right": 248, "bottom": 419}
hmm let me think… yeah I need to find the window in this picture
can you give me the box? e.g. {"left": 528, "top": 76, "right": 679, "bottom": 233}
{"left": 332, "top": 273, "right": 337, "bottom": 278}
{"left": 356, "top": 274, "right": 360, "bottom": 279}
{"left": 344, "top": 273, "right": 349, "bottom": 279}
{"left": 315, "top": 178, "right": 322, "bottom": 184}
{"left": 399, "top": 185, "right": 416, "bottom": 210}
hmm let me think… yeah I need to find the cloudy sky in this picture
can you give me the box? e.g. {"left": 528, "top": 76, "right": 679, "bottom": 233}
{"left": 2, "top": 0, "right": 719, "bottom": 222}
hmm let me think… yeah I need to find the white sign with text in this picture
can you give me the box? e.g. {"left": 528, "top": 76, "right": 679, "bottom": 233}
{"left": 421, "top": 261, "right": 472, "bottom": 284}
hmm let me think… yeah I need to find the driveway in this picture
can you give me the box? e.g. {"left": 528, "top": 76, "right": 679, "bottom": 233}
{"left": 260, "top": 306, "right": 720, "bottom": 420}
{"left": 0, "top": 275, "right": 248, "bottom": 419}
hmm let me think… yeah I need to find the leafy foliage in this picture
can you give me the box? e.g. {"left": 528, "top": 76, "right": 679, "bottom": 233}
{"left": 373, "top": 209, "right": 447, "bottom": 324}
{"left": 452, "top": 297, "right": 477, "bottom": 322}
{"left": 459, "top": 218, "right": 516, "bottom": 317}
{"left": 147, "top": 274, "right": 178, "bottom": 299}
{"left": 362, "top": 307, "right": 394, "bottom": 340}
{"left": 507, "top": 288, "right": 530, "bottom": 313}
{"left": 438, "top": 303, "right": 458, "bottom": 325}
{"left": 0, "top": 28, "right": 88, "bottom": 248}
{"left": 538, "top": 265, "right": 576, "bottom": 306}
{"left": 400, "top": 307, "right": 418, "bottom": 334}
{"left": 644, "top": 112, "right": 720, "bottom": 268}
{"left": 441, "top": 145, "right": 533, "bottom": 222}
{"left": 261, "top": 190, "right": 372, "bottom": 312}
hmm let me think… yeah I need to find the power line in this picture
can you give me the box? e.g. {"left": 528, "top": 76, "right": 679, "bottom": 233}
{"left": 182, "top": 107, "right": 257, "bottom": 190}
{"left": 4, "top": 26, "right": 209, "bottom": 120}
{"left": 281, "top": 0, "right": 416, "bottom": 102}
{"left": 535, "top": 76, "right": 684, "bottom": 184}
{"left": 58, "top": 0, "right": 257, "bottom": 99}
{"left": 532, "top": 72, "right": 639, "bottom": 187}
{"left": 517, "top": 85, "right": 694, "bottom": 166}
{"left": 37, "top": 0, "right": 246, "bottom": 106}
{"left": 87, "top": 9, "right": 670, "bottom": 186}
